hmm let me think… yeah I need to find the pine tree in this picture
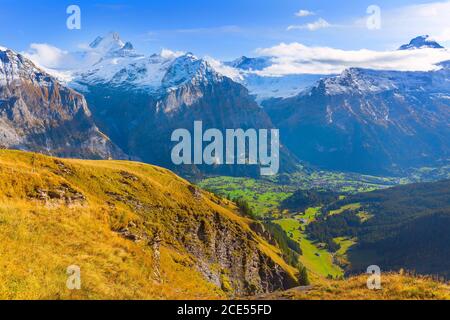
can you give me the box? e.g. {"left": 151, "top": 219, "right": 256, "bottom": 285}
{"left": 298, "top": 266, "right": 310, "bottom": 286}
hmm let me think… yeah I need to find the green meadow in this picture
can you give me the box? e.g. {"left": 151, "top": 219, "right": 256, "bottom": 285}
{"left": 196, "top": 167, "right": 439, "bottom": 280}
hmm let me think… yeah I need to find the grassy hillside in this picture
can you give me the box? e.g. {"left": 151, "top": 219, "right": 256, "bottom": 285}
{"left": 198, "top": 174, "right": 398, "bottom": 281}
{"left": 198, "top": 171, "right": 398, "bottom": 218}
{"left": 0, "top": 150, "right": 298, "bottom": 299}
{"left": 306, "top": 180, "right": 450, "bottom": 279}
{"left": 198, "top": 176, "right": 293, "bottom": 217}
{"left": 254, "top": 273, "right": 450, "bottom": 300}
{"left": 274, "top": 218, "right": 342, "bottom": 279}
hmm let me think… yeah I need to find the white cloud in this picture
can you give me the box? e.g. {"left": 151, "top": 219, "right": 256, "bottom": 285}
{"left": 295, "top": 10, "right": 315, "bottom": 17}
{"left": 22, "top": 43, "right": 104, "bottom": 73}
{"left": 287, "top": 18, "right": 331, "bottom": 31}
{"left": 204, "top": 56, "right": 243, "bottom": 81}
{"left": 20, "top": 44, "right": 80, "bottom": 82}
{"left": 396, "top": 1, "right": 450, "bottom": 43}
{"left": 354, "top": 1, "right": 450, "bottom": 44}
{"left": 256, "top": 42, "right": 450, "bottom": 76}
{"left": 435, "top": 29, "right": 450, "bottom": 43}
{"left": 160, "top": 48, "right": 185, "bottom": 59}
{"left": 22, "top": 43, "right": 71, "bottom": 69}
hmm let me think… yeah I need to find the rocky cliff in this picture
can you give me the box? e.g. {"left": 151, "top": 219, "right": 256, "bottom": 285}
{"left": 0, "top": 47, "right": 125, "bottom": 160}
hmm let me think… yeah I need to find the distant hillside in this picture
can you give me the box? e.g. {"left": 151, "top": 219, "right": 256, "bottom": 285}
{"left": 280, "top": 189, "right": 340, "bottom": 213}
{"left": 306, "top": 180, "right": 450, "bottom": 278}
{"left": 254, "top": 273, "right": 450, "bottom": 300}
{"left": 0, "top": 150, "right": 298, "bottom": 299}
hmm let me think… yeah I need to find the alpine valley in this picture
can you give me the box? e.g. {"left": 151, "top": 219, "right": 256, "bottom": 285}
{"left": 0, "top": 31, "right": 449, "bottom": 300}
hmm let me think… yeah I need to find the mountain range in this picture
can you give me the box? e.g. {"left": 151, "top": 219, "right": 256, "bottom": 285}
{"left": 1, "top": 33, "right": 449, "bottom": 176}
{"left": 264, "top": 61, "right": 450, "bottom": 175}
{"left": 69, "top": 33, "right": 297, "bottom": 177}
{"left": 0, "top": 32, "right": 450, "bottom": 299}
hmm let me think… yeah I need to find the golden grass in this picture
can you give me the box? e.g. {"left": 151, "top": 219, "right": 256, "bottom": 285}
{"left": 0, "top": 150, "right": 294, "bottom": 300}
{"left": 0, "top": 198, "right": 222, "bottom": 300}
{"left": 2, "top": 150, "right": 446, "bottom": 300}
{"left": 257, "top": 273, "right": 450, "bottom": 300}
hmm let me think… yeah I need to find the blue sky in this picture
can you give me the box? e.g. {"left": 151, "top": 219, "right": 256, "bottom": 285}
{"left": 1, "top": 0, "right": 449, "bottom": 60}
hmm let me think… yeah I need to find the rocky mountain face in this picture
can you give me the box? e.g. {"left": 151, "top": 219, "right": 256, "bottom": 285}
{"left": 182, "top": 211, "right": 298, "bottom": 294}
{"left": 0, "top": 47, "right": 125, "bottom": 159}
{"left": 71, "top": 33, "right": 297, "bottom": 177}
{"left": 398, "top": 35, "right": 444, "bottom": 50}
{"left": 263, "top": 63, "right": 450, "bottom": 175}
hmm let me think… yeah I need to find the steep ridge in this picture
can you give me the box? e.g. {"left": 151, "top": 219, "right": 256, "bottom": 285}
{"left": 0, "top": 47, "right": 124, "bottom": 160}
{"left": 0, "top": 150, "right": 298, "bottom": 299}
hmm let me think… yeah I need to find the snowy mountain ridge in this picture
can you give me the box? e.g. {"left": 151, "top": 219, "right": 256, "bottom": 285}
{"left": 21, "top": 33, "right": 450, "bottom": 101}
{"left": 31, "top": 32, "right": 321, "bottom": 100}
{"left": 399, "top": 35, "right": 444, "bottom": 50}
{"left": 216, "top": 55, "right": 326, "bottom": 101}
{"left": 320, "top": 62, "right": 450, "bottom": 96}
{"left": 0, "top": 47, "right": 56, "bottom": 88}
{"left": 70, "top": 33, "right": 226, "bottom": 95}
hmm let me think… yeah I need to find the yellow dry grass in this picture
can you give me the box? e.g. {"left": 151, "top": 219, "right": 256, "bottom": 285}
{"left": 0, "top": 150, "right": 294, "bottom": 300}
{"left": 257, "top": 273, "right": 450, "bottom": 300}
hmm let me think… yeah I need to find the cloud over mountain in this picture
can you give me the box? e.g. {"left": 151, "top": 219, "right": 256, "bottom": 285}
{"left": 22, "top": 43, "right": 72, "bottom": 69}
{"left": 287, "top": 18, "right": 332, "bottom": 31}
{"left": 256, "top": 41, "right": 450, "bottom": 76}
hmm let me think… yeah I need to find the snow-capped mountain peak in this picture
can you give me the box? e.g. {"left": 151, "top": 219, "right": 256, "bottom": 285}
{"left": 89, "top": 32, "right": 125, "bottom": 53}
{"left": 398, "top": 35, "right": 444, "bottom": 50}
{"left": 225, "top": 56, "right": 272, "bottom": 71}
{"left": 316, "top": 61, "right": 450, "bottom": 97}
{"left": 162, "top": 53, "right": 223, "bottom": 88}
{"left": 0, "top": 46, "right": 54, "bottom": 87}
{"left": 321, "top": 68, "right": 396, "bottom": 95}
{"left": 73, "top": 34, "right": 224, "bottom": 93}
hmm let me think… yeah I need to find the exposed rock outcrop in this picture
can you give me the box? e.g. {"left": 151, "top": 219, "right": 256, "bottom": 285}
{"left": 0, "top": 47, "right": 126, "bottom": 160}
